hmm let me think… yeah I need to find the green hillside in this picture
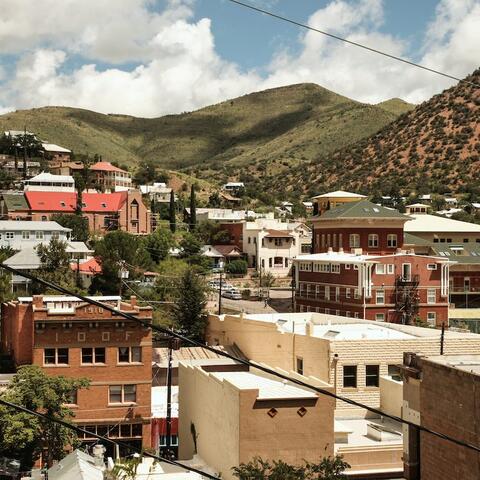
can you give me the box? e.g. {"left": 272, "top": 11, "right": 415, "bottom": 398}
{"left": 376, "top": 98, "right": 415, "bottom": 115}
{"left": 0, "top": 84, "right": 402, "bottom": 186}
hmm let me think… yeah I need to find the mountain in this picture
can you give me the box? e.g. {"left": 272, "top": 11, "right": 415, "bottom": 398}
{"left": 266, "top": 69, "right": 480, "bottom": 199}
{"left": 0, "top": 84, "right": 404, "bottom": 188}
{"left": 376, "top": 98, "right": 415, "bottom": 115}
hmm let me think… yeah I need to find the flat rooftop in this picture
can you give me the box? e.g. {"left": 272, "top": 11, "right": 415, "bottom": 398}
{"left": 425, "top": 354, "right": 480, "bottom": 375}
{"left": 236, "top": 312, "right": 480, "bottom": 340}
{"left": 211, "top": 371, "right": 318, "bottom": 400}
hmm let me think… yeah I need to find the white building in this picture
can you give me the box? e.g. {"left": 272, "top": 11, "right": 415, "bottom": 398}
{"left": 186, "top": 208, "right": 274, "bottom": 224}
{"left": 0, "top": 221, "right": 71, "bottom": 249}
{"left": 242, "top": 219, "right": 311, "bottom": 276}
{"left": 222, "top": 182, "right": 245, "bottom": 195}
{"left": 24, "top": 172, "right": 75, "bottom": 192}
{"left": 140, "top": 182, "right": 174, "bottom": 202}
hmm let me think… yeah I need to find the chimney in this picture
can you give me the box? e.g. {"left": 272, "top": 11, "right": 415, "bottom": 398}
{"left": 328, "top": 247, "right": 333, "bottom": 253}
{"left": 32, "top": 295, "right": 43, "bottom": 309}
{"left": 339, "top": 247, "right": 344, "bottom": 254}
{"left": 305, "top": 321, "right": 312, "bottom": 336}
{"left": 129, "top": 295, "right": 137, "bottom": 308}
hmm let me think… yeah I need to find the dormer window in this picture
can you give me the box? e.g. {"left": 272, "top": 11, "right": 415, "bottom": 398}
{"left": 82, "top": 202, "right": 86, "bottom": 208}
{"left": 101, "top": 202, "right": 107, "bottom": 208}
{"left": 60, "top": 201, "right": 66, "bottom": 207}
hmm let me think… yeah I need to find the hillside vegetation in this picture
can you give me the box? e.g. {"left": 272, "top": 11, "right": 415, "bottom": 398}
{"left": 0, "top": 84, "right": 408, "bottom": 197}
{"left": 260, "top": 69, "right": 479, "bottom": 199}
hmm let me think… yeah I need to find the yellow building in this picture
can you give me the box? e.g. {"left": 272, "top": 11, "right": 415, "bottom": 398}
{"left": 312, "top": 190, "right": 366, "bottom": 216}
{"left": 178, "top": 364, "right": 334, "bottom": 480}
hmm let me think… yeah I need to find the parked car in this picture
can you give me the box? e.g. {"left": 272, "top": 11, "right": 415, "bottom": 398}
{"left": 222, "top": 289, "right": 242, "bottom": 300}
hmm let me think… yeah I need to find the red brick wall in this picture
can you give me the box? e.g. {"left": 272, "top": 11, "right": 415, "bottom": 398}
{"left": 1, "top": 302, "right": 34, "bottom": 365}
{"left": 418, "top": 360, "right": 480, "bottom": 480}
{"left": 312, "top": 227, "right": 404, "bottom": 254}
{"left": 220, "top": 223, "right": 244, "bottom": 249}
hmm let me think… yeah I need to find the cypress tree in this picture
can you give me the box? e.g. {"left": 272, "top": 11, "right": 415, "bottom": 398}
{"left": 189, "top": 184, "right": 196, "bottom": 231}
{"left": 169, "top": 189, "right": 176, "bottom": 233}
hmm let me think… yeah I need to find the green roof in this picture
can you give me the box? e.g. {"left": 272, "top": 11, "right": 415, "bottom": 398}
{"left": 319, "top": 199, "right": 409, "bottom": 220}
{"left": 404, "top": 232, "right": 432, "bottom": 246}
{"left": 2, "top": 194, "right": 28, "bottom": 211}
{"left": 430, "top": 243, "right": 480, "bottom": 264}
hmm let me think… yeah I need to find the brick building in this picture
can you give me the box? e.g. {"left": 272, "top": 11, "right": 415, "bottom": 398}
{"left": 90, "top": 161, "right": 132, "bottom": 191}
{"left": 402, "top": 353, "right": 480, "bottom": 480}
{"left": 295, "top": 198, "right": 452, "bottom": 325}
{"left": 23, "top": 190, "right": 151, "bottom": 235}
{"left": 294, "top": 251, "right": 450, "bottom": 326}
{"left": 0, "top": 295, "right": 153, "bottom": 455}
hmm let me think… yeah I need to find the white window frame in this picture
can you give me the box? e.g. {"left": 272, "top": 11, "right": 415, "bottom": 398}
{"left": 331, "top": 264, "right": 340, "bottom": 274}
{"left": 375, "top": 290, "right": 385, "bottom": 305}
{"left": 427, "top": 288, "right": 436, "bottom": 304}
{"left": 346, "top": 288, "right": 351, "bottom": 299}
{"left": 109, "top": 384, "right": 137, "bottom": 404}
{"left": 427, "top": 263, "right": 437, "bottom": 270}
{"left": 368, "top": 234, "right": 379, "bottom": 248}
{"left": 376, "top": 264, "right": 385, "bottom": 274}
{"left": 325, "top": 286, "right": 330, "bottom": 300}
{"left": 427, "top": 312, "right": 436, "bottom": 326}
{"left": 387, "top": 264, "right": 395, "bottom": 274}
{"left": 35, "top": 231, "right": 44, "bottom": 240}
{"left": 22, "top": 231, "right": 30, "bottom": 240}
{"left": 6, "top": 232, "right": 14, "bottom": 239}
{"left": 387, "top": 234, "right": 397, "bottom": 248}
{"left": 349, "top": 234, "right": 360, "bottom": 248}
{"left": 118, "top": 346, "right": 142, "bottom": 364}
{"left": 375, "top": 313, "right": 385, "bottom": 322}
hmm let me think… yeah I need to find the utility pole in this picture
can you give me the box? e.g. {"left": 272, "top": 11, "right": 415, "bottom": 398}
{"left": 218, "top": 270, "right": 223, "bottom": 315}
{"left": 22, "top": 125, "right": 27, "bottom": 180}
{"left": 164, "top": 336, "right": 180, "bottom": 459}
{"left": 440, "top": 322, "right": 445, "bottom": 355}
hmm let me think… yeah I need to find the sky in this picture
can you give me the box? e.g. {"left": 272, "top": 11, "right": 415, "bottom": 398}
{"left": 0, "top": 0, "right": 478, "bottom": 117}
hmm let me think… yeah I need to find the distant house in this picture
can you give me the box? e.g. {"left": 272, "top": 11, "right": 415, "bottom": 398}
{"left": 311, "top": 190, "right": 366, "bottom": 216}
{"left": 90, "top": 161, "right": 132, "bottom": 191}
{"left": 0, "top": 193, "right": 31, "bottom": 220}
{"left": 2, "top": 158, "right": 41, "bottom": 178}
{"left": 24, "top": 172, "right": 75, "bottom": 192}
{"left": 140, "top": 182, "right": 174, "bottom": 203}
{"left": 222, "top": 182, "right": 245, "bottom": 195}
{"left": 49, "top": 160, "right": 84, "bottom": 177}
{"left": 42, "top": 142, "right": 72, "bottom": 162}
{"left": 0, "top": 220, "right": 71, "bottom": 250}
{"left": 24, "top": 190, "right": 151, "bottom": 234}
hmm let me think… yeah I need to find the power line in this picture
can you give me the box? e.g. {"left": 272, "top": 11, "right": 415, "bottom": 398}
{"left": 0, "top": 262, "right": 479, "bottom": 455}
{"left": 0, "top": 397, "right": 219, "bottom": 480}
{"left": 226, "top": 0, "right": 480, "bottom": 88}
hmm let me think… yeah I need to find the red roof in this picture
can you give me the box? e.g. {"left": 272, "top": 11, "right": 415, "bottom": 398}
{"left": 25, "top": 191, "right": 127, "bottom": 212}
{"left": 90, "top": 161, "right": 128, "bottom": 173}
{"left": 70, "top": 257, "right": 102, "bottom": 275}
{"left": 264, "top": 229, "right": 293, "bottom": 238}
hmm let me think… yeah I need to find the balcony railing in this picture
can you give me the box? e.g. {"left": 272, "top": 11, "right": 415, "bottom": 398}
{"left": 450, "top": 287, "right": 480, "bottom": 293}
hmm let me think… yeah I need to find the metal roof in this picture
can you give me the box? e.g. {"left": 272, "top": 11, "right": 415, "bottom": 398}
{"left": 0, "top": 221, "right": 71, "bottom": 231}
{"left": 405, "top": 214, "right": 480, "bottom": 233}
{"left": 318, "top": 200, "right": 409, "bottom": 220}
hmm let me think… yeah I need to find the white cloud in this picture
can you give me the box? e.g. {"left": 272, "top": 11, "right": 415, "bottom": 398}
{"left": 0, "top": 0, "right": 478, "bottom": 117}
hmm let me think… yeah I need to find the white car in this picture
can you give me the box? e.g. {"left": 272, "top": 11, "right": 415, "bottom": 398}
{"left": 222, "top": 289, "right": 242, "bottom": 300}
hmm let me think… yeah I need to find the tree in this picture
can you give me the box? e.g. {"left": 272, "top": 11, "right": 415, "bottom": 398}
{"left": 143, "top": 228, "right": 175, "bottom": 263}
{"left": 36, "top": 238, "right": 76, "bottom": 293}
{"left": 90, "top": 231, "right": 152, "bottom": 295}
{"left": 189, "top": 184, "right": 197, "bottom": 231}
{"left": 133, "top": 159, "right": 156, "bottom": 185}
{"left": 0, "top": 247, "right": 15, "bottom": 303}
{"left": 179, "top": 232, "right": 202, "bottom": 258}
{"left": 207, "top": 191, "right": 222, "bottom": 208}
{"left": 51, "top": 213, "right": 89, "bottom": 242}
{"left": 169, "top": 190, "right": 176, "bottom": 233}
{"left": 172, "top": 269, "right": 207, "bottom": 341}
{"left": 232, "top": 456, "right": 349, "bottom": 480}
{"left": 0, "top": 365, "right": 90, "bottom": 470}
{"left": 73, "top": 172, "right": 86, "bottom": 215}
{"left": 225, "top": 259, "right": 248, "bottom": 275}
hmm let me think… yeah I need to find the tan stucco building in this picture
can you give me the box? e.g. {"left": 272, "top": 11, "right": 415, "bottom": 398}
{"left": 178, "top": 364, "right": 334, "bottom": 480}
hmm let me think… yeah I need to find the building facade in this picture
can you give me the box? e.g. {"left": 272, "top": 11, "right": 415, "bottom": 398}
{"left": 24, "top": 172, "right": 75, "bottom": 192}
{"left": 294, "top": 252, "right": 450, "bottom": 326}
{"left": 402, "top": 353, "right": 480, "bottom": 480}
{"left": 0, "top": 295, "right": 153, "bottom": 455}
{"left": 178, "top": 363, "right": 334, "bottom": 480}
{"left": 90, "top": 161, "right": 132, "bottom": 191}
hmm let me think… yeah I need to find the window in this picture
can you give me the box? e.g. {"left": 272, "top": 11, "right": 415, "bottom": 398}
{"left": 366, "top": 365, "right": 380, "bottom": 387}
{"left": 248, "top": 237, "right": 251, "bottom": 244}
{"left": 376, "top": 264, "right": 385, "bottom": 274}
{"left": 6, "top": 232, "right": 14, "bottom": 239}
{"left": 368, "top": 234, "right": 378, "bottom": 248}
{"left": 349, "top": 234, "right": 360, "bottom": 248}
{"left": 325, "top": 308, "right": 330, "bottom": 315}
{"left": 81, "top": 347, "right": 106, "bottom": 364}
{"left": 387, "top": 234, "right": 397, "bottom": 248}
{"left": 325, "top": 286, "right": 330, "bottom": 300}
{"left": 335, "top": 287, "right": 340, "bottom": 301}
{"left": 44, "top": 348, "right": 69, "bottom": 365}
{"left": 109, "top": 385, "right": 137, "bottom": 404}
{"left": 331, "top": 264, "right": 340, "bottom": 273}
{"left": 388, "top": 364, "right": 401, "bottom": 381}
{"left": 464, "top": 238, "right": 469, "bottom": 243}
{"left": 427, "top": 263, "right": 437, "bottom": 270}
{"left": 118, "top": 346, "right": 142, "bottom": 363}
{"left": 375, "top": 290, "right": 385, "bottom": 305}
{"left": 35, "top": 231, "right": 44, "bottom": 240}
{"left": 66, "top": 390, "right": 78, "bottom": 405}
{"left": 22, "top": 231, "right": 30, "bottom": 239}
{"left": 345, "top": 264, "right": 350, "bottom": 270}
{"left": 427, "top": 289, "right": 436, "bottom": 304}
{"left": 402, "top": 263, "right": 411, "bottom": 281}
{"left": 296, "top": 357, "right": 304, "bottom": 375}
{"left": 346, "top": 288, "right": 351, "bottom": 299}
{"left": 387, "top": 264, "right": 395, "bottom": 274}
{"left": 375, "top": 313, "right": 385, "bottom": 322}
{"left": 52, "top": 231, "right": 60, "bottom": 240}
{"left": 354, "top": 289, "right": 360, "bottom": 299}
{"left": 427, "top": 312, "right": 436, "bottom": 326}
{"left": 343, "top": 365, "right": 357, "bottom": 388}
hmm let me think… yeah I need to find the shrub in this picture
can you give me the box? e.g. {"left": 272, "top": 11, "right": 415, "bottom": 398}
{"left": 225, "top": 259, "right": 248, "bottom": 275}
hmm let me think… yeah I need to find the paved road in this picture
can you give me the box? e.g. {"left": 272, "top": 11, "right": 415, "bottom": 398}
{"left": 208, "top": 289, "right": 293, "bottom": 314}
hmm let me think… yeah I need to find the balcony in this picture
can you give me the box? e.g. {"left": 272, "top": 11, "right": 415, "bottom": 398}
{"left": 450, "top": 286, "right": 480, "bottom": 294}
{"left": 395, "top": 274, "right": 419, "bottom": 287}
